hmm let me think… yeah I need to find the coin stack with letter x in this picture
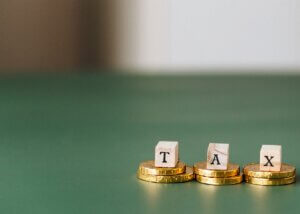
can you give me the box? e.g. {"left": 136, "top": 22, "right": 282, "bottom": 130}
{"left": 244, "top": 145, "right": 296, "bottom": 186}
{"left": 137, "top": 141, "right": 194, "bottom": 183}
{"left": 194, "top": 143, "right": 243, "bottom": 185}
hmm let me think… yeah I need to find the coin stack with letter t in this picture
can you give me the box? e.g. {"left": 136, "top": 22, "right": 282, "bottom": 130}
{"left": 194, "top": 143, "right": 243, "bottom": 185}
{"left": 244, "top": 145, "right": 296, "bottom": 186}
{"left": 137, "top": 141, "right": 194, "bottom": 183}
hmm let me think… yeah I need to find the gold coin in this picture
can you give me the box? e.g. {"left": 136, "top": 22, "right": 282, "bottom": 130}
{"left": 245, "top": 175, "right": 296, "bottom": 186}
{"left": 195, "top": 173, "right": 243, "bottom": 185}
{"left": 243, "top": 163, "right": 296, "bottom": 179}
{"left": 138, "top": 160, "right": 186, "bottom": 176}
{"left": 193, "top": 161, "right": 240, "bottom": 177}
{"left": 137, "top": 166, "right": 194, "bottom": 183}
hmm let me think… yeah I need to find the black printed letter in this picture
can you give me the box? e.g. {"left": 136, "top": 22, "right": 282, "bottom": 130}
{"left": 211, "top": 154, "right": 221, "bottom": 165}
{"left": 160, "top": 152, "right": 170, "bottom": 163}
{"left": 264, "top": 156, "right": 274, "bottom": 167}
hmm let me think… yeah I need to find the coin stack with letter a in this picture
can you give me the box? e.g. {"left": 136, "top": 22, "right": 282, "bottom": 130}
{"left": 244, "top": 145, "right": 296, "bottom": 186}
{"left": 137, "top": 141, "right": 194, "bottom": 183}
{"left": 194, "top": 143, "right": 243, "bottom": 185}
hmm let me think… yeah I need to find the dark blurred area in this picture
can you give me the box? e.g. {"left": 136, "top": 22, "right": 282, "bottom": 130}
{"left": 0, "top": 0, "right": 117, "bottom": 70}
{"left": 1, "top": 1, "right": 299, "bottom": 72}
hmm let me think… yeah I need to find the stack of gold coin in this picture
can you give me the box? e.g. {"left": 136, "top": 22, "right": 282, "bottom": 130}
{"left": 193, "top": 162, "right": 243, "bottom": 185}
{"left": 137, "top": 160, "right": 194, "bottom": 183}
{"left": 244, "top": 163, "right": 296, "bottom": 186}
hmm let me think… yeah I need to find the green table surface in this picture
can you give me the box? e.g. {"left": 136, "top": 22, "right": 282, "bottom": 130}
{"left": 0, "top": 72, "right": 299, "bottom": 214}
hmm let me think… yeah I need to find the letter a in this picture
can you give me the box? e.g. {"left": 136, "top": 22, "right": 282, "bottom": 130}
{"left": 210, "top": 154, "right": 221, "bottom": 165}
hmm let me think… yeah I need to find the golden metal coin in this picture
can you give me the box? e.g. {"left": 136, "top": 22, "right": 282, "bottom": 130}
{"left": 243, "top": 163, "right": 296, "bottom": 179}
{"left": 137, "top": 166, "right": 194, "bottom": 183}
{"left": 245, "top": 175, "right": 296, "bottom": 186}
{"left": 195, "top": 173, "right": 243, "bottom": 185}
{"left": 138, "top": 160, "right": 186, "bottom": 176}
{"left": 193, "top": 161, "right": 240, "bottom": 177}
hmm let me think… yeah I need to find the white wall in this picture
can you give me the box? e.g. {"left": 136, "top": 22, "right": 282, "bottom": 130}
{"left": 115, "top": 0, "right": 300, "bottom": 71}
{"left": 114, "top": 0, "right": 170, "bottom": 69}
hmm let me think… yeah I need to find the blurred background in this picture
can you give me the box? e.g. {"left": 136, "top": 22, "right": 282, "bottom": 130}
{"left": 0, "top": 0, "right": 300, "bottom": 72}
{"left": 0, "top": 2, "right": 300, "bottom": 213}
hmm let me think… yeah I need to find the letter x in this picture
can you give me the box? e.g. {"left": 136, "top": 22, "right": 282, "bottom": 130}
{"left": 264, "top": 156, "right": 274, "bottom": 167}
